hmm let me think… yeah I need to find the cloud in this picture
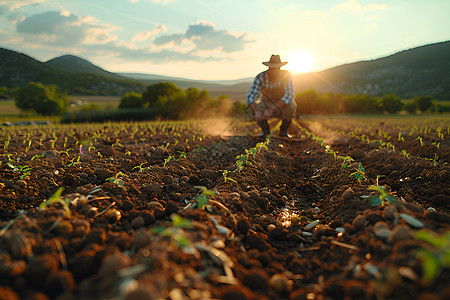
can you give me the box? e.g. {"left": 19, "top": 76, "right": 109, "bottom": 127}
{"left": 16, "top": 10, "right": 118, "bottom": 46}
{"left": 154, "top": 20, "right": 253, "bottom": 53}
{"left": 331, "top": 0, "right": 387, "bottom": 14}
{"left": 131, "top": 24, "right": 166, "bottom": 42}
{"left": 0, "top": 0, "right": 44, "bottom": 12}
{"left": 152, "top": 0, "right": 177, "bottom": 4}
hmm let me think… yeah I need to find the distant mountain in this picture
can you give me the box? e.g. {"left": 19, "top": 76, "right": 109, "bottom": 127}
{"left": 0, "top": 48, "right": 145, "bottom": 95}
{"left": 46, "top": 55, "right": 126, "bottom": 80}
{"left": 1, "top": 40, "right": 449, "bottom": 99}
{"left": 293, "top": 40, "right": 450, "bottom": 100}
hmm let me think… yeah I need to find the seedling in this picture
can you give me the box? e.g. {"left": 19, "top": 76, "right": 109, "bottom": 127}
{"left": 350, "top": 162, "right": 366, "bottom": 185}
{"left": 398, "top": 132, "right": 404, "bottom": 142}
{"left": 31, "top": 154, "right": 45, "bottom": 160}
{"left": 67, "top": 156, "right": 81, "bottom": 167}
{"left": 163, "top": 155, "right": 175, "bottom": 167}
{"left": 59, "top": 148, "right": 72, "bottom": 157}
{"left": 131, "top": 163, "right": 150, "bottom": 172}
{"left": 39, "top": 187, "right": 71, "bottom": 217}
{"left": 151, "top": 214, "right": 194, "bottom": 249}
{"left": 7, "top": 160, "right": 31, "bottom": 179}
{"left": 415, "top": 136, "right": 423, "bottom": 146}
{"left": 337, "top": 155, "right": 354, "bottom": 170}
{"left": 194, "top": 186, "right": 216, "bottom": 210}
{"left": 177, "top": 151, "right": 187, "bottom": 159}
{"left": 401, "top": 150, "right": 411, "bottom": 159}
{"left": 414, "top": 230, "right": 450, "bottom": 284}
{"left": 105, "top": 172, "right": 126, "bottom": 187}
{"left": 367, "top": 185, "right": 397, "bottom": 206}
{"left": 222, "top": 170, "right": 237, "bottom": 183}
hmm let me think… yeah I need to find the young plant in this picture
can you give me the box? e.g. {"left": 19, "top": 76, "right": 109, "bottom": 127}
{"left": 151, "top": 214, "right": 194, "bottom": 249}
{"left": 337, "top": 155, "right": 354, "bottom": 170}
{"left": 367, "top": 185, "right": 397, "bottom": 206}
{"left": 414, "top": 230, "right": 450, "bottom": 284}
{"left": 7, "top": 160, "right": 32, "bottom": 180}
{"left": 163, "top": 155, "right": 175, "bottom": 167}
{"left": 67, "top": 156, "right": 80, "bottom": 167}
{"left": 131, "top": 163, "right": 150, "bottom": 173}
{"left": 105, "top": 172, "right": 126, "bottom": 187}
{"left": 39, "top": 187, "right": 71, "bottom": 217}
{"left": 194, "top": 186, "right": 216, "bottom": 210}
{"left": 350, "top": 162, "right": 366, "bottom": 185}
{"left": 222, "top": 170, "right": 237, "bottom": 183}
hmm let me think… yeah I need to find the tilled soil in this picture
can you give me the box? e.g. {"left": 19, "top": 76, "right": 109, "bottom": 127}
{"left": 0, "top": 117, "right": 449, "bottom": 300}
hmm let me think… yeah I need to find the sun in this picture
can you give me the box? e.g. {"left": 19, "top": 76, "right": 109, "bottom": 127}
{"left": 285, "top": 50, "right": 314, "bottom": 73}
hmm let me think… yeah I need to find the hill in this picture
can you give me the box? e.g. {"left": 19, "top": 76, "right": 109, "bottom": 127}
{"left": 46, "top": 55, "right": 126, "bottom": 80}
{"left": 294, "top": 40, "right": 450, "bottom": 99}
{"left": 0, "top": 48, "right": 145, "bottom": 95}
{"left": 1, "top": 40, "right": 449, "bottom": 100}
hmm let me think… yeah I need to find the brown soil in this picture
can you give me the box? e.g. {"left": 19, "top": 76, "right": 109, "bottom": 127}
{"left": 0, "top": 117, "right": 449, "bottom": 300}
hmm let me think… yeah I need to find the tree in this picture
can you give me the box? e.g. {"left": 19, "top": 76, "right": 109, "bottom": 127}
{"left": 142, "top": 82, "right": 184, "bottom": 108}
{"left": 14, "top": 82, "right": 67, "bottom": 115}
{"left": 118, "top": 92, "right": 143, "bottom": 109}
{"left": 379, "top": 93, "right": 403, "bottom": 114}
{"left": 404, "top": 100, "right": 417, "bottom": 114}
{"left": 294, "top": 90, "right": 320, "bottom": 114}
{"left": 413, "top": 95, "right": 433, "bottom": 112}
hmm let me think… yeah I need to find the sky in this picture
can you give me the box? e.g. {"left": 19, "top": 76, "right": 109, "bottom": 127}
{"left": 0, "top": 0, "right": 449, "bottom": 80}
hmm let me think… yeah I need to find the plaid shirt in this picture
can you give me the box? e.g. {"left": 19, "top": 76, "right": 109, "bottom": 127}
{"left": 246, "top": 70, "right": 294, "bottom": 105}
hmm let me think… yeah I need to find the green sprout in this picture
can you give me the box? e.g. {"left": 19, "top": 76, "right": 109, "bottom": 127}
{"left": 67, "top": 156, "right": 80, "bottom": 167}
{"left": 401, "top": 150, "right": 411, "bottom": 159}
{"left": 151, "top": 214, "right": 194, "bottom": 249}
{"left": 131, "top": 163, "right": 150, "bottom": 172}
{"left": 415, "top": 136, "right": 423, "bottom": 146}
{"left": 350, "top": 162, "right": 366, "bottom": 185}
{"left": 163, "top": 155, "right": 175, "bottom": 167}
{"left": 105, "top": 172, "right": 126, "bottom": 187}
{"left": 7, "top": 160, "right": 31, "bottom": 180}
{"left": 222, "top": 170, "right": 237, "bottom": 183}
{"left": 367, "top": 185, "right": 397, "bottom": 207}
{"left": 337, "top": 155, "right": 354, "bottom": 170}
{"left": 194, "top": 186, "right": 216, "bottom": 210}
{"left": 31, "top": 154, "right": 45, "bottom": 160}
{"left": 39, "top": 187, "right": 71, "bottom": 217}
{"left": 414, "top": 230, "right": 450, "bottom": 284}
{"left": 177, "top": 151, "right": 187, "bottom": 159}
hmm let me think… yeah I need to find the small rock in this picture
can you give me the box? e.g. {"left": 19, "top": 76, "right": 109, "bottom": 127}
{"left": 352, "top": 215, "right": 366, "bottom": 230}
{"left": 342, "top": 188, "right": 354, "bottom": 201}
{"left": 350, "top": 149, "right": 365, "bottom": 160}
{"left": 373, "top": 221, "right": 391, "bottom": 239}
{"left": 304, "top": 220, "right": 320, "bottom": 230}
{"left": 131, "top": 216, "right": 145, "bottom": 229}
{"left": 269, "top": 273, "right": 292, "bottom": 293}
{"left": 236, "top": 219, "right": 250, "bottom": 235}
{"left": 390, "top": 224, "right": 412, "bottom": 243}
{"left": 267, "top": 224, "right": 276, "bottom": 232}
{"left": 366, "top": 211, "right": 383, "bottom": 224}
{"left": 134, "top": 228, "right": 151, "bottom": 249}
{"left": 383, "top": 206, "right": 397, "bottom": 220}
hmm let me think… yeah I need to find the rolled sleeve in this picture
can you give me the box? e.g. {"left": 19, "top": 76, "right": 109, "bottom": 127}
{"left": 280, "top": 74, "right": 294, "bottom": 104}
{"left": 246, "top": 73, "right": 264, "bottom": 105}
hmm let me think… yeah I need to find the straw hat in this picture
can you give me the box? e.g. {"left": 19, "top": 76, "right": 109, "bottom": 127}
{"left": 262, "top": 54, "right": 288, "bottom": 68}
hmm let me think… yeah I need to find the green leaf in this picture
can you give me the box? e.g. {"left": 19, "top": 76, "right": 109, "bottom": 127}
{"left": 369, "top": 196, "right": 382, "bottom": 206}
{"left": 171, "top": 214, "right": 193, "bottom": 229}
{"left": 399, "top": 213, "right": 424, "bottom": 228}
{"left": 416, "top": 249, "right": 441, "bottom": 282}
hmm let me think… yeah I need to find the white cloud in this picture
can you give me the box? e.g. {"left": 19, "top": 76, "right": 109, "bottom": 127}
{"left": 331, "top": 0, "right": 387, "bottom": 14}
{"left": 152, "top": 0, "right": 176, "bottom": 4}
{"left": 154, "top": 20, "right": 253, "bottom": 53}
{"left": 131, "top": 24, "right": 166, "bottom": 42}
{"left": 16, "top": 10, "right": 119, "bottom": 46}
{"left": 0, "top": 0, "right": 44, "bottom": 12}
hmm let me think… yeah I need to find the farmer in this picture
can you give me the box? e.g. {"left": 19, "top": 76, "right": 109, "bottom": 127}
{"left": 246, "top": 54, "right": 296, "bottom": 138}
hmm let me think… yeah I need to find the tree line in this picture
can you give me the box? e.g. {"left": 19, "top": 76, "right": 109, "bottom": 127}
{"left": 294, "top": 90, "right": 449, "bottom": 114}
{"left": 3, "top": 82, "right": 449, "bottom": 119}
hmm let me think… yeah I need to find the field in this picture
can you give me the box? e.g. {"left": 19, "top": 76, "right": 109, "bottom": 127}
{"left": 0, "top": 115, "right": 449, "bottom": 299}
